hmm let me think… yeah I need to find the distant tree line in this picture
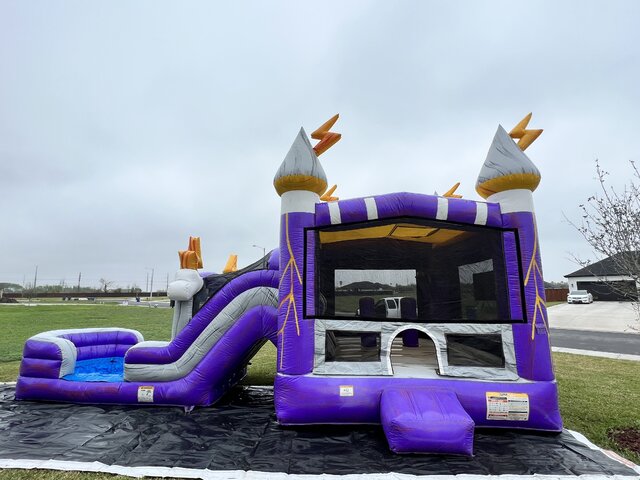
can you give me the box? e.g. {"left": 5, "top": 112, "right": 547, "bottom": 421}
{"left": 1, "top": 281, "right": 142, "bottom": 295}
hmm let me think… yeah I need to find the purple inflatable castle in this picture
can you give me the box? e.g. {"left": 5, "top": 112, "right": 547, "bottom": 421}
{"left": 16, "top": 113, "right": 561, "bottom": 455}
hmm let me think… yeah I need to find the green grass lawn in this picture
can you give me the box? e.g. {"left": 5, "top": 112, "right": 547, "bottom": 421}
{"left": 554, "top": 352, "right": 640, "bottom": 464}
{"left": 546, "top": 301, "right": 564, "bottom": 307}
{"left": 0, "top": 305, "right": 173, "bottom": 363}
{"left": 0, "top": 304, "right": 638, "bottom": 479}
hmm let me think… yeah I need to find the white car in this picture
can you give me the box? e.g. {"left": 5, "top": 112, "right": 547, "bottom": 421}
{"left": 567, "top": 290, "right": 593, "bottom": 304}
{"left": 374, "top": 297, "right": 404, "bottom": 319}
{"left": 356, "top": 297, "right": 404, "bottom": 318}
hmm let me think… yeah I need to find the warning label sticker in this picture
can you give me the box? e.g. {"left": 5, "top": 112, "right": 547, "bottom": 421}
{"left": 486, "top": 392, "right": 529, "bottom": 421}
{"left": 339, "top": 385, "right": 354, "bottom": 397}
{"left": 138, "top": 386, "right": 154, "bottom": 403}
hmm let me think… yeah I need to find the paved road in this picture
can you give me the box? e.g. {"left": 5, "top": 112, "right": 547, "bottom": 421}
{"left": 548, "top": 302, "right": 639, "bottom": 333}
{"left": 550, "top": 328, "right": 640, "bottom": 356}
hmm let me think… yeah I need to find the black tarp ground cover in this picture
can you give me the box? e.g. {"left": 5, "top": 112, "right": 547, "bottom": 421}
{"left": 0, "top": 385, "right": 636, "bottom": 476}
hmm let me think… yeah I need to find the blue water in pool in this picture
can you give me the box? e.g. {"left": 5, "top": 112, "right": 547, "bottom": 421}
{"left": 63, "top": 357, "right": 125, "bottom": 382}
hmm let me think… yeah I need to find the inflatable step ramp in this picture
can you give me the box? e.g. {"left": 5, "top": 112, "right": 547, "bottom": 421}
{"left": 380, "top": 387, "right": 475, "bottom": 456}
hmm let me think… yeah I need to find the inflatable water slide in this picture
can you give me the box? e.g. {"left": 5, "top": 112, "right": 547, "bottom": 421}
{"left": 16, "top": 250, "right": 280, "bottom": 406}
{"left": 16, "top": 113, "right": 564, "bottom": 455}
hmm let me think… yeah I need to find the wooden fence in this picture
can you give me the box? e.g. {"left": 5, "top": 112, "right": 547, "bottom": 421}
{"left": 544, "top": 288, "right": 569, "bottom": 302}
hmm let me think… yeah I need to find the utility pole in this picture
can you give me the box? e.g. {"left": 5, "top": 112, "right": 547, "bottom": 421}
{"left": 149, "top": 268, "right": 155, "bottom": 301}
{"left": 32, "top": 265, "right": 38, "bottom": 301}
{"left": 252, "top": 244, "right": 266, "bottom": 268}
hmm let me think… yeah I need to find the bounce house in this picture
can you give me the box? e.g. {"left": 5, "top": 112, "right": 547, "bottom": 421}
{"left": 15, "top": 114, "right": 562, "bottom": 456}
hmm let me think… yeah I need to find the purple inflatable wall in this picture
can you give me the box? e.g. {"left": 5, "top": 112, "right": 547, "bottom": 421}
{"left": 277, "top": 211, "right": 315, "bottom": 374}
{"left": 274, "top": 190, "right": 561, "bottom": 433}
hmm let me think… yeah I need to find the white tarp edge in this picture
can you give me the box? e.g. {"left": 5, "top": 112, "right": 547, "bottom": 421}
{"left": 0, "top": 458, "right": 638, "bottom": 479}
{"left": 567, "top": 430, "right": 640, "bottom": 475}
{"left": 0, "top": 430, "right": 637, "bottom": 480}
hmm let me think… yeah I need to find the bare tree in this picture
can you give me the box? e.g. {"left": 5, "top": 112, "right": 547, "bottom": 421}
{"left": 569, "top": 159, "right": 640, "bottom": 330}
{"left": 98, "top": 278, "right": 115, "bottom": 293}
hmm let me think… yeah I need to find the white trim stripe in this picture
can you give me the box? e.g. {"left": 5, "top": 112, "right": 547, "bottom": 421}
{"left": 328, "top": 201, "right": 342, "bottom": 224}
{"left": 280, "top": 190, "right": 319, "bottom": 214}
{"left": 486, "top": 189, "right": 534, "bottom": 214}
{"left": 364, "top": 197, "right": 378, "bottom": 220}
{"left": 436, "top": 197, "right": 448, "bottom": 220}
{"left": 474, "top": 202, "right": 488, "bottom": 225}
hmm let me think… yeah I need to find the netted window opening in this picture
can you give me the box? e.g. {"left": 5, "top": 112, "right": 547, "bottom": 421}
{"left": 309, "top": 217, "right": 524, "bottom": 324}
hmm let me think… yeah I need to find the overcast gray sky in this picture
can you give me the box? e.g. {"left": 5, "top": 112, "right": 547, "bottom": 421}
{"left": 1, "top": 1, "right": 639, "bottom": 289}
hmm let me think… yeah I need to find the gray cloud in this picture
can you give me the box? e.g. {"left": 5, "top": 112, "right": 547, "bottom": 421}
{"left": 1, "top": 0, "right": 639, "bottom": 289}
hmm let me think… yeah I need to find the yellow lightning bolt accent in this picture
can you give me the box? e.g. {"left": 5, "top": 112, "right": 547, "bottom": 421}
{"left": 277, "top": 213, "right": 303, "bottom": 369}
{"left": 320, "top": 184, "right": 339, "bottom": 202}
{"left": 442, "top": 182, "right": 462, "bottom": 198}
{"left": 523, "top": 222, "right": 549, "bottom": 340}
{"left": 509, "top": 113, "right": 543, "bottom": 151}
{"left": 311, "top": 114, "right": 341, "bottom": 156}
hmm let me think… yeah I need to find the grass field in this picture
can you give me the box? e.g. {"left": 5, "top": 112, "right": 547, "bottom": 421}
{"left": 554, "top": 352, "right": 640, "bottom": 464}
{"left": 0, "top": 305, "right": 173, "bottom": 364}
{"left": 0, "top": 304, "right": 638, "bottom": 479}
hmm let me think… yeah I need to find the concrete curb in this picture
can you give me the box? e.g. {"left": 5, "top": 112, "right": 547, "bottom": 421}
{"left": 552, "top": 347, "right": 640, "bottom": 362}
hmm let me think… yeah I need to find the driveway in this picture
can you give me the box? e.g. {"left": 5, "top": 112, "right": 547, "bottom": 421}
{"left": 547, "top": 301, "right": 639, "bottom": 334}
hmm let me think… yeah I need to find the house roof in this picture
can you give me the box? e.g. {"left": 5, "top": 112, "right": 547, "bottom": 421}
{"left": 565, "top": 251, "right": 640, "bottom": 278}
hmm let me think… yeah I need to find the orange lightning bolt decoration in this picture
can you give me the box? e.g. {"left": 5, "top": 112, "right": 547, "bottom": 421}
{"left": 320, "top": 184, "right": 339, "bottom": 202}
{"left": 443, "top": 182, "right": 462, "bottom": 198}
{"left": 178, "top": 236, "right": 203, "bottom": 269}
{"left": 312, "top": 114, "right": 342, "bottom": 202}
{"left": 311, "top": 114, "right": 341, "bottom": 156}
{"left": 222, "top": 254, "right": 238, "bottom": 273}
{"left": 509, "top": 113, "right": 543, "bottom": 151}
